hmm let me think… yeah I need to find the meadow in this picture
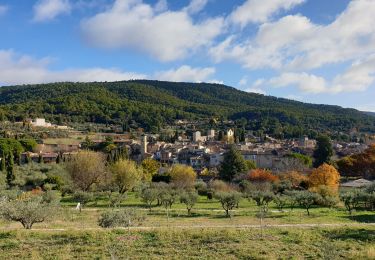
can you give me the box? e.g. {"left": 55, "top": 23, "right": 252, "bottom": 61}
{"left": 1, "top": 192, "right": 374, "bottom": 259}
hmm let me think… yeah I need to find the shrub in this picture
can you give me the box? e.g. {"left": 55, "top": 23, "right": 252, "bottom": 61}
{"left": 208, "top": 180, "right": 233, "bottom": 192}
{"left": 194, "top": 180, "right": 208, "bottom": 196}
{"left": 98, "top": 208, "right": 145, "bottom": 228}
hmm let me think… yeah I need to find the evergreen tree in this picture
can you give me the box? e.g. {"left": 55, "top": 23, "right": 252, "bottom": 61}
{"left": 218, "top": 131, "right": 224, "bottom": 141}
{"left": 313, "top": 135, "right": 333, "bottom": 167}
{"left": 38, "top": 154, "right": 43, "bottom": 164}
{"left": 219, "top": 145, "right": 247, "bottom": 182}
{"left": 0, "top": 152, "right": 5, "bottom": 172}
{"left": 6, "top": 154, "right": 15, "bottom": 187}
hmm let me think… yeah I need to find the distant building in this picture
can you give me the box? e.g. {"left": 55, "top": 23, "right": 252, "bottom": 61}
{"left": 193, "top": 131, "right": 207, "bottom": 143}
{"left": 32, "top": 118, "right": 52, "bottom": 128}
{"left": 341, "top": 179, "right": 373, "bottom": 189}
{"left": 207, "top": 129, "right": 215, "bottom": 139}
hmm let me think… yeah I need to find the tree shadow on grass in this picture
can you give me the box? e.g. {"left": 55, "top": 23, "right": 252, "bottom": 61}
{"left": 341, "top": 214, "right": 375, "bottom": 223}
{"left": 326, "top": 228, "right": 375, "bottom": 242}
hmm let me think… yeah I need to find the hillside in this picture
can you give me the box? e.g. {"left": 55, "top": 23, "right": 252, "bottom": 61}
{"left": 0, "top": 80, "right": 374, "bottom": 137}
{"left": 365, "top": 112, "right": 375, "bottom": 117}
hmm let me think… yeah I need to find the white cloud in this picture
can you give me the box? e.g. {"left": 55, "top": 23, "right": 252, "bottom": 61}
{"left": 0, "top": 5, "right": 8, "bottom": 16}
{"left": 155, "top": 65, "right": 215, "bottom": 82}
{"left": 154, "top": 0, "right": 168, "bottom": 13}
{"left": 229, "top": 0, "right": 305, "bottom": 26}
{"left": 183, "top": 0, "right": 208, "bottom": 14}
{"left": 331, "top": 55, "right": 375, "bottom": 93}
{"left": 356, "top": 104, "right": 375, "bottom": 112}
{"left": 265, "top": 55, "right": 375, "bottom": 94}
{"left": 0, "top": 50, "right": 145, "bottom": 85}
{"left": 81, "top": 0, "right": 224, "bottom": 62}
{"left": 268, "top": 72, "right": 327, "bottom": 94}
{"left": 33, "top": 0, "right": 71, "bottom": 22}
{"left": 210, "top": 0, "right": 375, "bottom": 94}
{"left": 210, "top": 15, "right": 317, "bottom": 69}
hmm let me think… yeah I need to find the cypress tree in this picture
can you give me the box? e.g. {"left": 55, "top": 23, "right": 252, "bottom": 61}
{"left": 0, "top": 153, "right": 5, "bottom": 172}
{"left": 6, "top": 154, "right": 15, "bottom": 187}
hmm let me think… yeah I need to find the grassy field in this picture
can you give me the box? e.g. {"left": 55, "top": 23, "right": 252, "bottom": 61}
{"left": 1, "top": 193, "right": 374, "bottom": 259}
{"left": 0, "top": 226, "right": 374, "bottom": 259}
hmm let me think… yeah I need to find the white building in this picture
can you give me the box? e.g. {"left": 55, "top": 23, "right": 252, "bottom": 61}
{"left": 32, "top": 118, "right": 52, "bottom": 127}
{"left": 193, "top": 131, "right": 207, "bottom": 142}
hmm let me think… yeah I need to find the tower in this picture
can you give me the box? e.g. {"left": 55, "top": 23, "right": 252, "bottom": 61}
{"left": 141, "top": 135, "right": 148, "bottom": 156}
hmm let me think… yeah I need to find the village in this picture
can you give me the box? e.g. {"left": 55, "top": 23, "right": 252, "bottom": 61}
{"left": 17, "top": 118, "right": 371, "bottom": 179}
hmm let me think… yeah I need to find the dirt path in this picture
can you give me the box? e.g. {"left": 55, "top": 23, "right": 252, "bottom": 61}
{"left": 1, "top": 222, "right": 374, "bottom": 232}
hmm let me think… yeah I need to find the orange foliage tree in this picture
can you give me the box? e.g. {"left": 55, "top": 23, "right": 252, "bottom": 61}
{"left": 309, "top": 163, "right": 340, "bottom": 192}
{"left": 247, "top": 169, "right": 279, "bottom": 183}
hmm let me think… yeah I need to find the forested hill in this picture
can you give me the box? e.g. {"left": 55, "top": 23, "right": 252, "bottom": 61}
{"left": 0, "top": 80, "right": 374, "bottom": 138}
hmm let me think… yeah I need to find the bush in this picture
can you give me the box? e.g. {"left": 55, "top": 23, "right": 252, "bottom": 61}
{"left": 194, "top": 180, "right": 208, "bottom": 196}
{"left": 98, "top": 208, "right": 145, "bottom": 228}
{"left": 208, "top": 180, "right": 233, "bottom": 192}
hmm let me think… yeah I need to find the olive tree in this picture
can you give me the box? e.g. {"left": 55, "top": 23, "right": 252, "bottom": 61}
{"left": 247, "top": 191, "right": 274, "bottom": 212}
{"left": 215, "top": 191, "right": 242, "bottom": 218}
{"left": 140, "top": 187, "right": 159, "bottom": 211}
{"left": 0, "top": 192, "right": 59, "bottom": 229}
{"left": 294, "top": 191, "right": 320, "bottom": 216}
{"left": 180, "top": 191, "right": 198, "bottom": 215}
{"left": 340, "top": 191, "right": 361, "bottom": 215}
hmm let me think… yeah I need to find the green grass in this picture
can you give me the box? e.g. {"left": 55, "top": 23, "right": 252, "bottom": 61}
{"left": 0, "top": 226, "right": 374, "bottom": 259}
{"left": 1, "top": 192, "right": 374, "bottom": 258}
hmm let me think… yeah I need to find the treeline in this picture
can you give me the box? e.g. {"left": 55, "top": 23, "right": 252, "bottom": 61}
{"left": 0, "top": 80, "right": 374, "bottom": 137}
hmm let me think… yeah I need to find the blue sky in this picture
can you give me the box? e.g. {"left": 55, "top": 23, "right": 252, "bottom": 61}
{"left": 0, "top": 0, "right": 374, "bottom": 111}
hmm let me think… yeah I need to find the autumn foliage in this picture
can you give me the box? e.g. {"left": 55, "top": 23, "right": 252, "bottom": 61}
{"left": 247, "top": 169, "right": 279, "bottom": 183}
{"left": 308, "top": 163, "right": 340, "bottom": 192}
{"left": 279, "top": 171, "right": 308, "bottom": 188}
{"left": 337, "top": 144, "right": 375, "bottom": 179}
